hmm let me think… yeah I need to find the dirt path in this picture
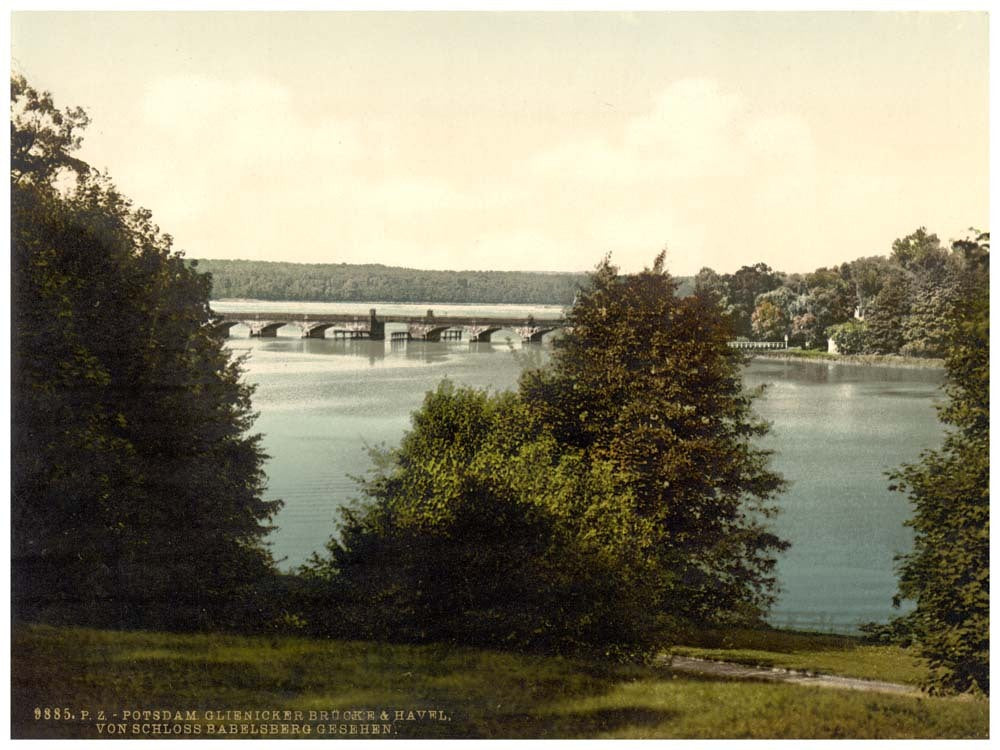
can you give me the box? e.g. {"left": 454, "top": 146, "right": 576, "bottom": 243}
{"left": 660, "top": 655, "right": 921, "bottom": 696}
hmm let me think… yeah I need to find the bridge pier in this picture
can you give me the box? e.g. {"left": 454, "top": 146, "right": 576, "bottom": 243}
{"left": 367, "top": 309, "right": 385, "bottom": 340}
{"left": 407, "top": 324, "right": 452, "bottom": 342}
{"left": 330, "top": 329, "right": 367, "bottom": 339}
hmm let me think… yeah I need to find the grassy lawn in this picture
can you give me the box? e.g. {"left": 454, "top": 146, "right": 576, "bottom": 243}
{"left": 670, "top": 627, "right": 927, "bottom": 686}
{"left": 11, "top": 624, "right": 987, "bottom": 739}
{"left": 754, "top": 349, "right": 944, "bottom": 368}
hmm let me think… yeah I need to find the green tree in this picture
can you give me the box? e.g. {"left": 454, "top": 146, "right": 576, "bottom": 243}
{"left": 520, "top": 253, "right": 788, "bottom": 625}
{"left": 842, "top": 255, "right": 894, "bottom": 319}
{"left": 693, "top": 266, "right": 727, "bottom": 301}
{"left": 301, "top": 384, "right": 665, "bottom": 656}
{"left": 826, "top": 320, "right": 870, "bottom": 355}
{"left": 891, "top": 226, "right": 943, "bottom": 271}
{"left": 890, "top": 231, "right": 989, "bottom": 694}
{"left": 751, "top": 299, "right": 789, "bottom": 340}
{"left": 723, "top": 262, "right": 783, "bottom": 337}
{"left": 865, "top": 272, "right": 912, "bottom": 354}
{"left": 304, "top": 253, "right": 788, "bottom": 655}
{"left": 787, "top": 270, "right": 854, "bottom": 349}
{"left": 10, "top": 73, "right": 90, "bottom": 185}
{"left": 900, "top": 280, "right": 957, "bottom": 358}
{"left": 861, "top": 228, "right": 954, "bottom": 356}
{"left": 900, "top": 245, "right": 963, "bottom": 359}
{"left": 790, "top": 312, "right": 821, "bottom": 348}
{"left": 11, "top": 75, "right": 280, "bottom": 631}
{"left": 756, "top": 285, "right": 798, "bottom": 316}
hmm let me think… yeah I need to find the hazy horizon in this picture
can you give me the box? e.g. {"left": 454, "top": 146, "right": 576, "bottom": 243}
{"left": 12, "top": 12, "right": 989, "bottom": 276}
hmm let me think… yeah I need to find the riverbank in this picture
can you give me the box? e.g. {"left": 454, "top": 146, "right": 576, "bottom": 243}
{"left": 12, "top": 624, "right": 986, "bottom": 739}
{"left": 753, "top": 350, "right": 945, "bottom": 369}
{"left": 668, "top": 627, "right": 926, "bottom": 685}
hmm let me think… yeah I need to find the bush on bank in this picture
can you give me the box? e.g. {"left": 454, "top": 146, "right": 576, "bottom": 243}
{"left": 299, "top": 254, "right": 788, "bottom": 656}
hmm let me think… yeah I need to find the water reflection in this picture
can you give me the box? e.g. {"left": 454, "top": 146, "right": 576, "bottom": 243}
{"left": 749, "top": 358, "right": 945, "bottom": 387}
{"left": 742, "top": 358, "right": 944, "bottom": 632}
{"left": 511, "top": 343, "right": 549, "bottom": 372}
{"left": 466, "top": 341, "right": 505, "bottom": 354}
{"left": 396, "top": 341, "right": 452, "bottom": 364}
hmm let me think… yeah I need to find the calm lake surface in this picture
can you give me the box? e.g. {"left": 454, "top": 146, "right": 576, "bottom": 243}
{"left": 216, "top": 300, "right": 945, "bottom": 633}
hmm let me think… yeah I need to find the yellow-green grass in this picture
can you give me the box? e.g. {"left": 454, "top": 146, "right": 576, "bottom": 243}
{"left": 754, "top": 349, "right": 944, "bottom": 368}
{"left": 11, "top": 624, "right": 986, "bottom": 739}
{"left": 670, "top": 627, "right": 927, "bottom": 686}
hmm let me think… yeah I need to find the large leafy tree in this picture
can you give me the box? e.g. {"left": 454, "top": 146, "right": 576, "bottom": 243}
{"left": 10, "top": 73, "right": 90, "bottom": 185}
{"left": 693, "top": 266, "right": 728, "bottom": 302}
{"left": 900, "top": 276, "right": 960, "bottom": 359}
{"left": 899, "top": 242, "right": 963, "bottom": 360}
{"left": 11, "top": 75, "right": 280, "bottom": 631}
{"left": 752, "top": 287, "right": 797, "bottom": 341}
{"left": 864, "top": 271, "right": 912, "bottom": 354}
{"left": 891, "top": 226, "right": 943, "bottom": 271}
{"left": 301, "top": 384, "right": 665, "bottom": 656}
{"left": 860, "top": 228, "right": 962, "bottom": 358}
{"left": 722, "top": 262, "right": 783, "bottom": 337}
{"left": 890, "top": 231, "right": 989, "bottom": 694}
{"left": 751, "top": 299, "right": 789, "bottom": 341}
{"left": 304, "top": 253, "right": 788, "bottom": 654}
{"left": 841, "top": 255, "right": 894, "bottom": 320}
{"left": 520, "top": 253, "right": 788, "bottom": 624}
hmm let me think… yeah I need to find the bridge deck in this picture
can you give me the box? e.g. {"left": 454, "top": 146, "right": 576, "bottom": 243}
{"left": 216, "top": 311, "right": 564, "bottom": 327}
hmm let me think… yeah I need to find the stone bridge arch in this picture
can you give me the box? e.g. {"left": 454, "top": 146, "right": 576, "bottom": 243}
{"left": 246, "top": 321, "right": 286, "bottom": 337}
{"left": 516, "top": 326, "right": 558, "bottom": 343}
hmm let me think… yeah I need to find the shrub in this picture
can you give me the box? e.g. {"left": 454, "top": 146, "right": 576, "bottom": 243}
{"left": 827, "top": 320, "right": 870, "bottom": 355}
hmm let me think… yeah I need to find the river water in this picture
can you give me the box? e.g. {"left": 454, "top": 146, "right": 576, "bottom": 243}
{"left": 215, "top": 300, "right": 945, "bottom": 634}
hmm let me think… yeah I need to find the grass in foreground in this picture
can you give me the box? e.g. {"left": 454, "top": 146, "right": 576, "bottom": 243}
{"left": 670, "top": 627, "right": 927, "bottom": 686}
{"left": 11, "top": 624, "right": 987, "bottom": 739}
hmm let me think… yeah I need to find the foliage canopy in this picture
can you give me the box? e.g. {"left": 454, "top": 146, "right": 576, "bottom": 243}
{"left": 303, "top": 252, "right": 788, "bottom": 655}
{"left": 11, "top": 74, "right": 280, "bottom": 631}
{"left": 889, "top": 231, "right": 989, "bottom": 694}
{"left": 520, "top": 253, "right": 789, "bottom": 624}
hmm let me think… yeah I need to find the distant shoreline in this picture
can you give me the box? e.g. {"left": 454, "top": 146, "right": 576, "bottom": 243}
{"left": 752, "top": 350, "right": 945, "bottom": 370}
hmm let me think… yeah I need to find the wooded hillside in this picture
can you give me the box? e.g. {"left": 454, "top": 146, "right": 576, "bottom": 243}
{"left": 193, "top": 258, "right": 698, "bottom": 304}
{"left": 192, "top": 258, "right": 587, "bottom": 304}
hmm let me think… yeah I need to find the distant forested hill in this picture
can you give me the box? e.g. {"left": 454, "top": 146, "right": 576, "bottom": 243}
{"left": 190, "top": 259, "right": 586, "bottom": 304}
{"left": 191, "top": 258, "right": 695, "bottom": 304}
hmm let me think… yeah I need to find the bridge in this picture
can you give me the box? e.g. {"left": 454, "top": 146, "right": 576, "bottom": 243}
{"left": 210, "top": 308, "right": 566, "bottom": 343}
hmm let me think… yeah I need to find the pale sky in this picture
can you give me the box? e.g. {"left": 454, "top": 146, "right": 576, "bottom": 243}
{"left": 11, "top": 12, "right": 990, "bottom": 275}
